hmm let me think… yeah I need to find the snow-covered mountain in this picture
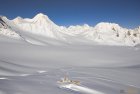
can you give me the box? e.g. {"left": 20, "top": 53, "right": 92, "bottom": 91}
{"left": 0, "top": 13, "right": 140, "bottom": 46}
{"left": 0, "top": 16, "right": 21, "bottom": 39}
{"left": 12, "top": 13, "right": 63, "bottom": 38}
{"left": 85, "top": 22, "right": 140, "bottom": 46}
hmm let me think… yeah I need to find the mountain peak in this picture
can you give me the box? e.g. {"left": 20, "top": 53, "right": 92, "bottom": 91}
{"left": 13, "top": 16, "right": 23, "bottom": 23}
{"left": 94, "top": 22, "right": 122, "bottom": 31}
{"left": 36, "top": 13, "right": 45, "bottom": 16}
{"left": 33, "top": 13, "right": 49, "bottom": 20}
{"left": 96, "top": 22, "right": 120, "bottom": 27}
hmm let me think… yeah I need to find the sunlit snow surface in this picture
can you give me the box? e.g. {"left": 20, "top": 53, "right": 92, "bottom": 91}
{"left": 0, "top": 37, "right": 140, "bottom": 94}
{"left": 1, "top": 13, "right": 140, "bottom": 94}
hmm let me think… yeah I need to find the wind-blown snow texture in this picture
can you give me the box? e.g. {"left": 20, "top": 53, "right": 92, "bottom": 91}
{"left": 0, "top": 13, "right": 140, "bottom": 94}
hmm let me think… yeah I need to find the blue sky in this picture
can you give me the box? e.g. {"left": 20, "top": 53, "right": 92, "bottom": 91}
{"left": 0, "top": 0, "right": 140, "bottom": 28}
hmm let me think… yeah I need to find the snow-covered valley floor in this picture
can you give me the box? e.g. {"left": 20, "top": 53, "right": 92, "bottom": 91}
{"left": 0, "top": 37, "right": 140, "bottom": 94}
{"left": 0, "top": 12, "right": 140, "bottom": 94}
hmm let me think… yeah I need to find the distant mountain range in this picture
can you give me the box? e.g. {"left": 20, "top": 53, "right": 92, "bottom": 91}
{"left": 0, "top": 13, "right": 140, "bottom": 46}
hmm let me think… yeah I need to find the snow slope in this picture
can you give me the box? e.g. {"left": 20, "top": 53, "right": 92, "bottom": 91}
{"left": 0, "top": 40, "right": 140, "bottom": 94}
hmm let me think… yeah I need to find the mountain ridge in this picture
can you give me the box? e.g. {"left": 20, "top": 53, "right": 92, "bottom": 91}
{"left": 0, "top": 13, "right": 140, "bottom": 46}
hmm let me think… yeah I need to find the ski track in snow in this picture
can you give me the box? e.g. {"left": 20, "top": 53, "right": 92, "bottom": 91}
{"left": 60, "top": 84, "right": 105, "bottom": 94}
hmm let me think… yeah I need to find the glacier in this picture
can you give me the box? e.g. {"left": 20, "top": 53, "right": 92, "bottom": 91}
{"left": 0, "top": 13, "right": 140, "bottom": 94}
